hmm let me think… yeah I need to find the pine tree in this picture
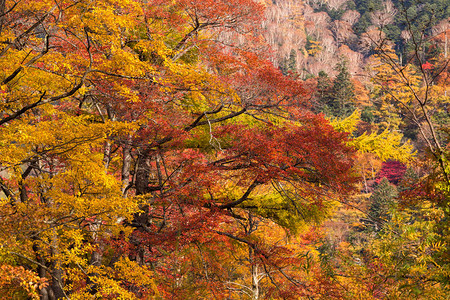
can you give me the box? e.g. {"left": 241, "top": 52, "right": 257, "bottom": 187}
{"left": 315, "top": 71, "right": 333, "bottom": 114}
{"left": 288, "top": 49, "right": 297, "bottom": 72}
{"left": 398, "top": 167, "right": 419, "bottom": 193}
{"left": 329, "top": 60, "right": 356, "bottom": 118}
{"left": 367, "top": 177, "right": 398, "bottom": 231}
{"left": 316, "top": 61, "right": 355, "bottom": 118}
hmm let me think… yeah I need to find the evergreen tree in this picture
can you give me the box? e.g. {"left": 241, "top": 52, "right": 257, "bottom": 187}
{"left": 398, "top": 167, "right": 419, "bottom": 193}
{"left": 279, "top": 49, "right": 298, "bottom": 76}
{"left": 318, "top": 61, "right": 355, "bottom": 118}
{"left": 315, "top": 71, "right": 333, "bottom": 114}
{"left": 367, "top": 177, "right": 398, "bottom": 231}
{"left": 330, "top": 60, "right": 355, "bottom": 117}
{"left": 278, "top": 58, "right": 287, "bottom": 75}
{"left": 288, "top": 49, "right": 297, "bottom": 73}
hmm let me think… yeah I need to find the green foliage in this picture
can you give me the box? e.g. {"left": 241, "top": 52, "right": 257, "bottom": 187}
{"left": 360, "top": 106, "right": 376, "bottom": 123}
{"left": 316, "top": 61, "right": 355, "bottom": 118}
{"left": 352, "top": 0, "right": 450, "bottom": 58}
{"left": 330, "top": 60, "right": 356, "bottom": 117}
{"left": 279, "top": 49, "right": 298, "bottom": 75}
{"left": 288, "top": 49, "right": 297, "bottom": 73}
{"left": 394, "top": 0, "right": 450, "bottom": 33}
{"left": 353, "top": 13, "right": 372, "bottom": 36}
{"left": 353, "top": 0, "right": 383, "bottom": 35}
{"left": 397, "top": 167, "right": 419, "bottom": 193}
{"left": 312, "top": 3, "right": 345, "bottom": 21}
{"left": 366, "top": 178, "right": 398, "bottom": 231}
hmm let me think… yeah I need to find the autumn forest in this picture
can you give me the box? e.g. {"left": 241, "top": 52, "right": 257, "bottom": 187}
{"left": 0, "top": 0, "right": 449, "bottom": 299}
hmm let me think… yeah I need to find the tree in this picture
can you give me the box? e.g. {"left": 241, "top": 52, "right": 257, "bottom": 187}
{"left": 375, "top": 160, "right": 407, "bottom": 185}
{"left": 369, "top": 32, "right": 449, "bottom": 195}
{"left": 330, "top": 60, "right": 356, "bottom": 117}
{"left": 0, "top": 0, "right": 359, "bottom": 298}
{"left": 366, "top": 178, "right": 398, "bottom": 231}
{"left": 317, "top": 60, "right": 356, "bottom": 117}
{"left": 369, "top": 46, "right": 422, "bottom": 131}
{"left": 363, "top": 3, "right": 450, "bottom": 294}
{"left": 288, "top": 48, "right": 297, "bottom": 73}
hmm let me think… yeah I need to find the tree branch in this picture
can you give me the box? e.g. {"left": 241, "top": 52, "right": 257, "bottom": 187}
{"left": 219, "top": 179, "right": 261, "bottom": 209}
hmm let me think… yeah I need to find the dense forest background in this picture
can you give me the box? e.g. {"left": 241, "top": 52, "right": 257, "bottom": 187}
{"left": 0, "top": 0, "right": 449, "bottom": 299}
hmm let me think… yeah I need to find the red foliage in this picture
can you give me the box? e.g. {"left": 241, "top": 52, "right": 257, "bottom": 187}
{"left": 375, "top": 160, "right": 407, "bottom": 185}
{"left": 422, "top": 61, "right": 434, "bottom": 70}
{"left": 0, "top": 0, "right": 361, "bottom": 297}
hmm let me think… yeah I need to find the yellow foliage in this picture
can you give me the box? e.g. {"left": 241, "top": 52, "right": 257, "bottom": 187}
{"left": 331, "top": 110, "right": 415, "bottom": 164}
{"left": 330, "top": 109, "right": 360, "bottom": 133}
{"left": 307, "top": 40, "right": 323, "bottom": 56}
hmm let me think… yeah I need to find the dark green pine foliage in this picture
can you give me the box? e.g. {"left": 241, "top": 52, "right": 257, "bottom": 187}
{"left": 367, "top": 177, "right": 398, "bottom": 232}
{"left": 352, "top": 0, "right": 383, "bottom": 35}
{"left": 315, "top": 71, "right": 332, "bottom": 114}
{"left": 331, "top": 60, "right": 355, "bottom": 117}
{"left": 278, "top": 58, "right": 287, "bottom": 75}
{"left": 318, "top": 60, "right": 355, "bottom": 118}
{"left": 288, "top": 49, "right": 297, "bottom": 73}
{"left": 279, "top": 49, "right": 297, "bottom": 76}
{"left": 396, "top": 0, "right": 450, "bottom": 34}
{"left": 352, "top": 0, "right": 450, "bottom": 57}
{"left": 394, "top": 0, "right": 450, "bottom": 58}
{"left": 398, "top": 167, "right": 419, "bottom": 193}
{"left": 360, "top": 105, "right": 376, "bottom": 123}
{"left": 312, "top": 4, "right": 345, "bottom": 21}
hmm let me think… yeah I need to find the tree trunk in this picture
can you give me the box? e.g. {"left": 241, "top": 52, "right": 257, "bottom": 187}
{"left": 0, "top": 0, "right": 5, "bottom": 34}
{"left": 49, "top": 231, "right": 66, "bottom": 300}
{"left": 121, "top": 140, "right": 132, "bottom": 197}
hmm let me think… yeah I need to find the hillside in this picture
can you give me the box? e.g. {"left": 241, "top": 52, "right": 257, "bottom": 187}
{"left": 264, "top": 0, "right": 449, "bottom": 75}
